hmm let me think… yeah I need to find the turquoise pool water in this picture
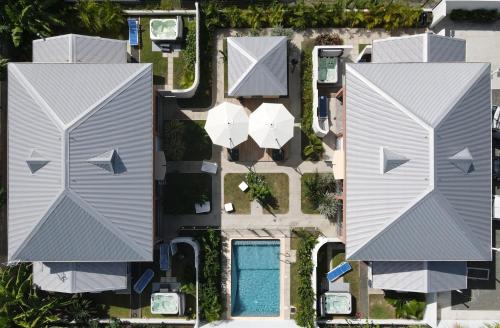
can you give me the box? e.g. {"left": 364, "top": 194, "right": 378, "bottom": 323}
{"left": 231, "top": 240, "right": 280, "bottom": 317}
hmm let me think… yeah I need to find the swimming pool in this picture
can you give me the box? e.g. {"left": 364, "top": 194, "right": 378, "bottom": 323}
{"left": 231, "top": 240, "right": 280, "bottom": 317}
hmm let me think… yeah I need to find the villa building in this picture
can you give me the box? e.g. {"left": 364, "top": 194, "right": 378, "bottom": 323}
{"left": 345, "top": 33, "right": 492, "bottom": 292}
{"left": 7, "top": 34, "right": 153, "bottom": 293}
{"left": 227, "top": 36, "right": 288, "bottom": 97}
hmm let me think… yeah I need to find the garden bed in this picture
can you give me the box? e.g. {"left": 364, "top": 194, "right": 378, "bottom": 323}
{"left": 162, "top": 120, "right": 212, "bottom": 161}
{"left": 140, "top": 17, "right": 168, "bottom": 86}
{"left": 223, "top": 173, "right": 289, "bottom": 214}
{"left": 173, "top": 17, "right": 196, "bottom": 90}
{"left": 162, "top": 173, "right": 212, "bottom": 214}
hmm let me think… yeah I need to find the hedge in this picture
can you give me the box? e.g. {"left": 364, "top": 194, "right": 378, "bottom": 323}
{"left": 450, "top": 9, "right": 498, "bottom": 23}
{"left": 294, "top": 229, "right": 318, "bottom": 328}
{"left": 199, "top": 229, "right": 223, "bottom": 322}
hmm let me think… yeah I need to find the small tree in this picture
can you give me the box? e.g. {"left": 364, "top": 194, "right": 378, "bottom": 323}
{"left": 246, "top": 171, "right": 273, "bottom": 206}
{"left": 317, "top": 193, "right": 340, "bottom": 219}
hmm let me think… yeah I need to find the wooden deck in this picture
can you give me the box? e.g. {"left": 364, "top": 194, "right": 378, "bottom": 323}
{"left": 237, "top": 138, "right": 290, "bottom": 162}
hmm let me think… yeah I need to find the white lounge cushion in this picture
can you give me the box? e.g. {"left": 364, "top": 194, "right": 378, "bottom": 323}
{"left": 238, "top": 181, "right": 249, "bottom": 191}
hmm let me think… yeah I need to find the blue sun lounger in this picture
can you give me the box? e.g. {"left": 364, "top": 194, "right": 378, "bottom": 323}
{"left": 128, "top": 18, "right": 139, "bottom": 46}
{"left": 133, "top": 268, "right": 154, "bottom": 294}
{"left": 318, "top": 95, "right": 328, "bottom": 119}
{"left": 160, "top": 243, "right": 171, "bottom": 271}
{"left": 327, "top": 261, "right": 352, "bottom": 282}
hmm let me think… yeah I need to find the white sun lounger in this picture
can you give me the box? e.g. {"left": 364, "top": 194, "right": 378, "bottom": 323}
{"left": 195, "top": 201, "right": 211, "bottom": 214}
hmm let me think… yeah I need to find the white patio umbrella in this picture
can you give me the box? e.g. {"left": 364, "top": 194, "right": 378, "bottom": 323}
{"left": 204, "top": 102, "right": 249, "bottom": 148}
{"left": 249, "top": 103, "right": 294, "bottom": 149}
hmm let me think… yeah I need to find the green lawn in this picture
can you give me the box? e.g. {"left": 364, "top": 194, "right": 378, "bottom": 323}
{"left": 369, "top": 294, "right": 396, "bottom": 319}
{"left": 162, "top": 120, "right": 212, "bottom": 161}
{"left": 262, "top": 173, "right": 289, "bottom": 214}
{"left": 140, "top": 17, "right": 168, "bottom": 86}
{"left": 358, "top": 43, "right": 370, "bottom": 53}
{"left": 162, "top": 173, "right": 212, "bottom": 214}
{"left": 88, "top": 292, "right": 130, "bottom": 319}
{"left": 301, "top": 173, "right": 320, "bottom": 214}
{"left": 223, "top": 173, "right": 289, "bottom": 215}
{"left": 224, "top": 173, "right": 251, "bottom": 214}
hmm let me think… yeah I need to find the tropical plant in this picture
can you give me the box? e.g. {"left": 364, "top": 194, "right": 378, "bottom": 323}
{"left": 65, "top": 296, "right": 99, "bottom": 326}
{"left": 223, "top": 6, "right": 241, "bottom": 28}
{"left": 242, "top": 5, "right": 267, "bottom": 30}
{"left": 0, "top": 0, "right": 64, "bottom": 47}
{"left": 180, "top": 282, "right": 196, "bottom": 297}
{"left": 267, "top": 3, "right": 287, "bottom": 27}
{"left": 309, "top": 2, "right": 329, "bottom": 28}
{"left": 0, "top": 264, "right": 75, "bottom": 327}
{"left": 0, "top": 186, "right": 5, "bottom": 208}
{"left": 270, "top": 26, "right": 294, "bottom": 39}
{"left": 0, "top": 57, "right": 9, "bottom": 81}
{"left": 303, "top": 137, "right": 324, "bottom": 161}
{"left": 317, "top": 193, "right": 341, "bottom": 219}
{"left": 246, "top": 171, "right": 273, "bottom": 206}
{"left": 202, "top": 2, "right": 224, "bottom": 32}
{"left": 74, "top": 0, "right": 125, "bottom": 36}
{"left": 294, "top": 229, "right": 318, "bottom": 328}
{"left": 288, "top": 1, "right": 310, "bottom": 30}
{"left": 199, "top": 229, "right": 222, "bottom": 322}
{"left": 386, "top": 294, "right": 426, "bottom": 320}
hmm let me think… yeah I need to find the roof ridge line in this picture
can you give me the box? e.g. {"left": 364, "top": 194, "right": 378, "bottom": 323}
{"left": 66, "top": 190, "right": 150, "bottom": 261}
{"left": 432, "top": 190, "right": 486, "bottom": 258}
{"left": 9, "top": 191, "right": 67, "bottom": 261}
{"left": 346, "top": 65, "right": 432, "bottom": 131}
{"left": 227, "top": 39, "right": 259, "bottom": 95}
{"left": 434, "top": 64, "right": 490, "bottom": 130}
{"left": 66, "top": 64, "right": 151, "bottom": 132}
{"left": 348, "top": 187, "right": 434, "bottom": 260}
{"left": 9, "top": 64, "right": 66, "bottom": 131}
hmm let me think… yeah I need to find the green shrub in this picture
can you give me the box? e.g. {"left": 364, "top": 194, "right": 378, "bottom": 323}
{"left": 301, "top": 41, "right": 324, "bottom": 161}
{"left": 180, "top": 19, "right": 197, "bottom": 88}
{"left": 304, "top": 172, "right": 340, "bottom": 219}
{"left": 246, "top": 171, "right": 274, "bottom": 206}
{"left": 199, "top": 229, "right": 222, "bottom": 322}
{"left": 386, "top": 292, "right": 426, "bottom": 320}
{"left": 294, "top": 230, "right": 318, "bottom": 328}
{"left": 450, "top": 9, "right": 498, "bottom": 23}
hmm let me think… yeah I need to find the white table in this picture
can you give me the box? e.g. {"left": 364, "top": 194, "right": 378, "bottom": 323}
{"left": 238, "top": 181, "right": 249, "bottom": 191}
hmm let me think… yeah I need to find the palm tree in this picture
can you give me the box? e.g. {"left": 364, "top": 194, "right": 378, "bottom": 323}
{"left": 202, "top": 2, "right": 224, "bottom": 32}
{"left": 243, "top": 5, "right": 266, "bottom": 30}
{"left": 310, "top": 2, "right": 329, "bottom": 27}
{"left": 0, "top": 264, "right": 72, "bottom": 327}
{"left": 303, "top": 137, "right": 323, "bottom": 161}
{"left": 267, "top": 3, "right": 287, "bottom": 27}
{"left": 223, "top": 6, "right": 241, "bottom": 28}
{"left": 289, "top": 1, "right": 310, "bottom": 30}
{"left": 1, "top": 0, "right": 64, "bottom": 47}
{"left": 74, "top": 0, "right": 125, "bottom": 36}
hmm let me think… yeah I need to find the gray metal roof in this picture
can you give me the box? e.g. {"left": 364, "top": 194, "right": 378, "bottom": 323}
{"left": 345, "top": 62, "right": 491, "bottom": 262}
{"left": 33, "top": 262, "right": 128, "bottom": 293}
{"left": 372, "top": 261, "right": 467, "bottom": 293}
{"left": 8, "top": 63, "right": 153, "bottom": 262}
{"left": 227, "top": 36, "right": 287, "bottom": 97}
{"left": 33, "top": 34, "right": 127, "bottom": 63}
{"left": 373, "top": 33, "right": 465, "bottom": 63}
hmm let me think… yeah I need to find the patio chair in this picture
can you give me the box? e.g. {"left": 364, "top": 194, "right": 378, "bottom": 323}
{"left": 201, "top": 161, "right": 218, "bottom": 174}
{"left": 227, "top": 148, "right": 239, "bottom": 162}
{"left": 127, "top": 18, "right": 140, "bottom": 47}
{"left": 272, "top": 148, "right": 285, "bottom": 161}
{"left": 327, "top": 261, "right": 352, "bottom": 282}
{"left": 195, "top": 201, "right": 211, "bottom": 214}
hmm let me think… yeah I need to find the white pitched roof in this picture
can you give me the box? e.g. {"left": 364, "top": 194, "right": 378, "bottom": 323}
{"left": 372, "top": 33, "right": 466, "bottom": 63}
{"left": 8, "top": 63, "right": 153, "bottom": 262}
{"left": 345, "top": 62, "right": 491, "bottom": 262}
{"left": 33, "top": 34, "right": 127, "bottom": 63}
{"left": 33, "top": 262, "right": 128, "bottom": 293}
{"left": 372, "top": 261, "right": 467, "bottom": 293}
{"left": 227, "top": 36, "right": 288, "bottom": 97}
